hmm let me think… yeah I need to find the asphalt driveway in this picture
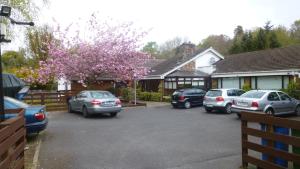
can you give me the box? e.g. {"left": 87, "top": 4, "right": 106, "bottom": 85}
{"left": 37, "top": 105, "right": 242, "bottom": 169}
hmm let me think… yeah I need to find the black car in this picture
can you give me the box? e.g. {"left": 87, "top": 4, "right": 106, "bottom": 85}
{"left": 171, "top": 88, "right": 206, "bottom": 108}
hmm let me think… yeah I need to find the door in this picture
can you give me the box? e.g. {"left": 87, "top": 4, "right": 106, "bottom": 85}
{"left": 194, "top": 89, "right": 205, "bottom": 104}
{"left": 278, "top": 92, "right": 294, "bottom": 113}
{"left": 267, "top": 92, "right": 282, "bottom": 114}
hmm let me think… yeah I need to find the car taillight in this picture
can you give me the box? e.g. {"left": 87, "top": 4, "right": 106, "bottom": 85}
{"left": 34, "top": 113, "right": 45, "bottom": 121}
{"left": 179, "top": 95, "right": 185, "bottom": 101}
{"left": 216, "top": 96, "right": 224, "bottom": 102}
{"left": 91, "top": 99, "right": 101, "bottom": 105}
{"left": 251, "top": 101, "right": 259, "bottom": 108}
{"left": 116, "top": 99, "right": 121, "bottom": 105}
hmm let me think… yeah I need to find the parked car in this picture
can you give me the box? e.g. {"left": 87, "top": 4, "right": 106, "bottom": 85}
{"left": 171, "top": 88, "right": 206, "bottom": 108}
{"left": 203, "top": 88, "right": 245, "bottom": 114}
{"left": 4, "top": 96, "right": 48, "bottom": 134}
{"left": 232, "top": 90, "right": 300, "bottom": 118}
{"left": 68, "top": 90, "right": 122, "bottom": 118}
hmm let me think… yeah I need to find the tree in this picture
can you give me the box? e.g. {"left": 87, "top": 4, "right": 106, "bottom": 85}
{"left": 142, "top": 42, "right": 159, "bottom": 57}
{"left": 199, "top": 34, "right": 232, "bottom": 55}
{"left": 255, "top": 28, "right": 267, "bottom": 50}
{"left": 2, "top": 51, "right": 25, "bottom": 71}
{"left": 26, "top": 25, "right": 57, "bottom": 66}
{"left": 229, "top": 26, "right": 244, "bottom": 54}
{"left": 157, "top": 37, "right": 188, "bottom": 59}
{"left": 37, "top": 16, "right": 150, "bottom": 85}
{"left": 290, "top": 20, "right": 300, "bottom": 43}
{"left": 269, "top": 32, "right": 281, "bottom": 48}
{"left": 241, "top": 31, "right": 254, "bottom": 52}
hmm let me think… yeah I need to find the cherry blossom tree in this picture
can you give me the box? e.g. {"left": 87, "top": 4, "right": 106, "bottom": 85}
{"left": 38, "top": 15, "right": 150, "bottom": 85}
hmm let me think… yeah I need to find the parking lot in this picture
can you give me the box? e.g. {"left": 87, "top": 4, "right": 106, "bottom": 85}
{"left": 37, "top": 105, "right": 243, "bottom": 169}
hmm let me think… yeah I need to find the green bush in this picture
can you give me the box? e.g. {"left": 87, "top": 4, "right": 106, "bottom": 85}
{"left": 120, "top": 87, "right": 132, "bottom": 101}
{"left": 283, "top": 81, "right": 300, "bottom": 99}
{"left": 162, "top": 96, "right": 171, "bottom": 102}
{"left": 242, "top": 84, "right": 251, "bottom": 92}
{"left": 138, "top": 92, "right": 162, "bottom": 101}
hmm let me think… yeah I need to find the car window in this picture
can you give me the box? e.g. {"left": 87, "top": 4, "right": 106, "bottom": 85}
{"left": 4, "top": 97, "right": 29, "bottom": 108}
{"left": 267, "top": 92, "right": 280, "bottom": 101}
{"left": 241, "top": 91, "right": 266, "bottom": 98}
{"left": 236, "top": 90, "right": 245, "bottom": 96}
{"left": 227, "top": 90, "right": 236, "bottom": 96}
{"left": 4, "top": 100, "right": 18, "bottom": 109}
{"left": 206, "top": 90, "right": 222, "bottom": 97}
{"left": 91, "top": 91, "right": 114, "bottom": 98}
{"left": 184, "top": 89, "right": 194, "bottom": 95}
{"left": 278, "top": 92, "right": 291, "bottom": 101}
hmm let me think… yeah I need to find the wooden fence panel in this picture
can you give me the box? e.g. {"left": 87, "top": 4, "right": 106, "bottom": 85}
{"left": 241, "top": 112, "right": 300, "bottom": 169}
{"left": 0, "top": 109, "right": 26, "bottom": 169}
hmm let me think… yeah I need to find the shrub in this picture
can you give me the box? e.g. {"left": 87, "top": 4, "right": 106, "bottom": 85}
{"left": 284, "top": 81, "right": 300, "bottom": 99}
{"left": 162, "top": 96, "right": 171, "bottom": 102}
{"left": 120, "top": 87, "right": 132, "bottom": 101}
{"left": 138, "top": 92, "right": 162, "bottom": 101}
{"left": 242, "top": 84, "right": 251, "bottom": 92}
{"left": 151, "top": 93, "right": 161, "bottom": 102}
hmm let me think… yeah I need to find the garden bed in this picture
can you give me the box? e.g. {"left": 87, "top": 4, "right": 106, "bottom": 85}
{"left": 121, "top": 100, "right": 147, "bottom": 107}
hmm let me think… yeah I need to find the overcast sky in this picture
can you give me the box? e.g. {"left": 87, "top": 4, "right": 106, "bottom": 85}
{"left": 3, "top": 0, "right": 300, "bottom": 50}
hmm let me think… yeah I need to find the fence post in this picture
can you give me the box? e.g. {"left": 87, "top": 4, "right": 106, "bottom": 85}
{"left": 41, "top": 93, "right": 45, "bottom": 105}
{"left": 241, "top": 112, "right": 248, "bottom": 168}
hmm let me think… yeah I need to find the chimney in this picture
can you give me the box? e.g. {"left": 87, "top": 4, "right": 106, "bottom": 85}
{"left": 176, "top": 42, "right": 196, "bottom": 59}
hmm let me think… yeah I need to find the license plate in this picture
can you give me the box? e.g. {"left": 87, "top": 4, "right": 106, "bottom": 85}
{"left": 238, "top": 102, "right": 247, "bottom": 107}
{"left": 206, "top": 104, "right": 213, "bottom": 107}
{"left": 172, "top": 101, "right": 177, "bottom": 104}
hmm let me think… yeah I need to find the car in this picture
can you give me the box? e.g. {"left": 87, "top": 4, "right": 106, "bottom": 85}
{"left": 171, "top": 88, "right": 206, "bottom": 109}
{"left": 232, "top": 90, "right": 300, "bottom": 118}
{"left": 4, "top": 96, "right": 48, "bottom": 135}
{"left": 68, "top": 90, "right": 122, "bottom": 118}
{"left": 203, "top": 88, "right": 245, "bottom": 114}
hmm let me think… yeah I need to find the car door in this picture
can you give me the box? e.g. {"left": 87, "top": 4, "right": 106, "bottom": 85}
{"left": 267, "top": 92, "right": 282, "bottom": 114}
{"left": 185, "top": 89, "right": 196, "bottom": 104}
{"left": 226, "top": 89, "right": 237, "bottom": 103}
{"left": 194, "top": 89, "right": 204, "bottom": 104}
{"left": 73, "top": 92, "right": 84, "bottom": 111}
{"left": 278, "top": 92, "right": 294, "bottom": 113}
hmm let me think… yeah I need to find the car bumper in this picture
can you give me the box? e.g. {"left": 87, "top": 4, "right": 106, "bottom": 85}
{"left": 26, "top": 118, "right": 48, "bottom": 134}
{"left": 203, "top": 102, "right": 227, "bottom": 111}
{"left": 171, "top": 100, "right": 185, "bottom": 107}
{"left": 87, "top": 106, "right": 122, "bottom": 114}
{"left": 231, "top": 107, "right": 261, "bottom": 115}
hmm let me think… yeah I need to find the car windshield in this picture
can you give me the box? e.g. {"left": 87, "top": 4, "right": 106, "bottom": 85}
{"left": 241, "top": 91, "right": 266, "bottom": 98}
{"left": 90, "top": 91, "right": 115, "bottom": 98}
{"left": 5, "top": 97, "right": 29, "bottom": 108}
{"left": 173, "top": 90, "right": 184, "bottom": 95}
{"left": 206, "top": 90, "right": 222, "bottom": 97}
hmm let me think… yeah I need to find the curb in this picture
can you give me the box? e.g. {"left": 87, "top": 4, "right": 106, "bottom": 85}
{"left": 31, "top": 138, "right": 42, "bottom": 169}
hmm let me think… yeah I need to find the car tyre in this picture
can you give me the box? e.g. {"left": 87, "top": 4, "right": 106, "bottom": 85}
{"left": 68, "top": 104, "right": 73, "bottom": 113}
{"left": 82, "top": 106, "right": 89, "bottom": 118}
{"left": 265, "top": 108, "right": 274, "bottom": 116}
{"left": 295, "top": 105, "right": 300, "bottom": 116}
{"left": 184, "top": 101, "right": 191, "bottom": 109}
{"left": 225, "top": 104, "right": 232, "bottom": 114}
{"left": 110, "top": 112, "right": 118, "bottom": 117}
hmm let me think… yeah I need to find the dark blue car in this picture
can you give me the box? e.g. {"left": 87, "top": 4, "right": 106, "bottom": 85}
{"left": 4, "top": 96, "right": 48, "bottom": 134}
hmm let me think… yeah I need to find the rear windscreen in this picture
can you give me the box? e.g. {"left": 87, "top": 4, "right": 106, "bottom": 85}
{"left": 241, "top": 91, "right": 266, "bottom": 98}
{"left": 91, "top": 91, "right": 115, "bottom": 98}
{"left": 206, "top": 90, "right": 222, "bottom": 97}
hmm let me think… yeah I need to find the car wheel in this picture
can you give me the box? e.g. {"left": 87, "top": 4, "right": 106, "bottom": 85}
{"left": 184, "top": 101, "right": 191, "bottom": 109}
{"left": 205, "top": 108, "right": 212, "bottom": 113}
{"left": 82, "top": 106, "right": 89, "bottom": 118}
{"left": 110, "top": 112, "right": 118, "bottom": 117}
{"left": 295, "top": 105, "right": 300, "bottom": 116}
{"left": 225, "top": 104, "right": 232, "bottom": 114}
{"left": 265, "top": 108, "right": 274, "bottom": 116}
{"left": 68, "top": 104, "right": 73, "bottom": 113}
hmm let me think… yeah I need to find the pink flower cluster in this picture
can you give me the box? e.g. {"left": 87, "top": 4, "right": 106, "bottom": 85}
{"left": 38, "top": 16, "right": 151, "bottom": 85}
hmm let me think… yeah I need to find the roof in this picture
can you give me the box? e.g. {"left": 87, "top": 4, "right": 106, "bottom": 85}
{"left": 166, "top": 70, "right": 209, "bottom": 77}
{"left": 143, "top": 59, "right": 166, "bottom": 68}
{"left": 149, "top": 47, "right": 209, "bottom": 76}
{"left": 214, "top": 45, "right": 300, "bottom": 74}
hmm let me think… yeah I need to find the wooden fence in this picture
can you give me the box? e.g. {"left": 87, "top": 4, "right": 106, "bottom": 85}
{"left": 0, "top": 109, "right": 26, "bottom": 169}
{"left": 241, "top": 112, "right": 300, "bottom": 169}
{"left": 23, "top": 91, "right": 77, "bottom": 111}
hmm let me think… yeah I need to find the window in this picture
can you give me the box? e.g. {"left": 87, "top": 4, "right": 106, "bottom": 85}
{"left": 241, "top": 91, "right": 266, "bottom": 99}
{"left": 227, "top": 90, "right": 236, "bottom": 96}
{"left": 206, "top": 90, "right": 222, "bottom": 97}
{"left": 267, "top": 92, "right": 280, "bottom": 101}
{"left": 278, "top": 92, "right": 291, "bottom": 101}
{"left": 236, "top": 90, "right": 245, "bottom": 96}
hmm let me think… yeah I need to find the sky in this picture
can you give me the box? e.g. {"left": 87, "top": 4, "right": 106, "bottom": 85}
{"left": 3, "top": 0, "right": 300, "bottom": 50}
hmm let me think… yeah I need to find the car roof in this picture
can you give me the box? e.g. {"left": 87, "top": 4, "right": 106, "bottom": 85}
{"left": 247, "top": 90, "right": 283, "bottom": 92}
{"left": 209, "top": 88, "right": 242, "bottom": 91}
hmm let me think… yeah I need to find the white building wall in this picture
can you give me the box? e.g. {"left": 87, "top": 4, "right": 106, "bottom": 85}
{"left": 195, "top": 51, "right": 221, "bottom": 74}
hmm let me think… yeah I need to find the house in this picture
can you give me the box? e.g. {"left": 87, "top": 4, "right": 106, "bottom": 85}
{"left": 212, "top": 45, "right": 300, "bottom": 89}
{"left": 140, "top": 43, "right": 224, "bottom": 95}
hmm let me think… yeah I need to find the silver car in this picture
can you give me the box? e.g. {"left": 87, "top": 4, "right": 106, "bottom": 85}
{"left": 232, "top": 90, "right": 300, "bottom": 118}
{"left": 68, "top": 90, "right": 122, "bottom": 118}
{"left": 203, "top": 89, "right": 245, "bottom": 114}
